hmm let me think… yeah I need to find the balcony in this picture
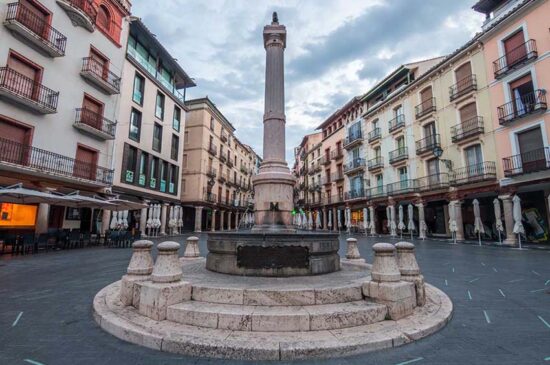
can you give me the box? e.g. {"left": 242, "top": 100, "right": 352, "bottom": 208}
{"left": 367, "top": 156, "right": 384, "bottom": 171}
{"left": 0, "top": 136, "right": 112, "bottom": 185}
{"left": 497, "top": 90, "right": 547, "bottom": 125}
{"left": 389, "top": 147, "right": 408, "bottom": 165}
{"left": 320, "top": 155, "right": 331, "bottom": 166}
{"left": 207, "top": 143, "right": 217, "bottom": 156}
{"left": 331, "top": 147, "right": 344, "bottom": 160}
{"left": 331, "top": 172, "right": 344, "bottom": 182}
{"left": 416, "top": 134, "right": 441, "bottom": 155}
{"left": 206, "top": 167, "right": 217, "bottom": 178}
{"left": 416, "top": 173, "right": 450, "bottom": 192}
{"left": 449, "top": 74, "right": 477, "bottom": 102}
{"left": 451, "top": 116, "right": 484, "bottom": 143}
{"left": 80, "top": 57, "right": 121, "bottom": 95}
{"left": 324, "top": 194, "right": 344, "bottom": 205}
{"left": 451, "top": 161, "right": 497, "bottom": 186}
{"left": 415, "top": 98, "right": 436, "bottom": 119}
{"left": 386, "top": 180, "right": 418, "bottom": 196}
{"left": 503, "top": 147, "right": 550, "bottom": 177}
{"left": 73, "top": 108, "right": 116, "bottom": 140}
{"left": 344, "top": 158, "right": 366, "bottom": 174}
{"left": 493, "top": 39, "right": 537, "bottom": 79}
{"left": 308, "top": 183, "right": 321, "bottom": 193}
{"left": 388, "top": 114, "right": 405, "bottom": 133}
{"left": 343, "top": 131, "right": 363, "bottom": 149}
{"left": 220, "top": 131, "right": 228, "bottom": 142}
{"left": 322, "top": 176, "right": 332, "bottom": 186}
{"left": 308, "top": 163, "right": 321, "bottom": 175}
{"left": 219, "top": 151, "right": 227, "bottom": 163}
{"left": 218, "top": 173, "right": 227, "bottom": 183}
{"left": 0, "top": 67, "right": 58, "bottom": 114}
{"left": 345, "top": 189, "right": 366, "bottom": 200}
{"left": 368, "top": 128, "right": 381, "bottom": 143}
{"left": 56, "top": 0, "right": 96, "bottom": 32}
{"left": 366, "top": 186, "right": 386, "bottom": 199}
{"left": 4, "top": 2, "right": 66, "bottom": 57}
{"left": 203, "top": 191, "right": 217, "bottom": 203}
{"left": 240, "top": 166, "right": 248, "bottom": 175}
{"left": 227, "top": 159, "right": 234, "bottom": 168}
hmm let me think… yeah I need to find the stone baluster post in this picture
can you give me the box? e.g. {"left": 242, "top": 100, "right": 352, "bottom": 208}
{"left": 345, "top": 238, "right": 364, "bottom": 263}
{"left": 450, "top": 200, "right": 464, "bottom": 241}
{"left": 194, "top": 206, "right": 203, "bottom": 232}
{"left": 183, "top": 236, "right": 200, "bottom": 259}
{"left": 120, "top": 240, "right": 154, "bottom": 306}
{"left": 395, "top": 242, "right": 425, "bottom": 306}
{"left": 416, "top": 201, "right": 426, "bottom": 240}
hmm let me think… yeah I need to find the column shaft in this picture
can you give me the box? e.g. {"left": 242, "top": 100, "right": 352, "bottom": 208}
{"left": 160, "top": 204, "right": 168, "bottom": 235}
{"left": 194, "top": 207, "right": 203, "bottom": 232}
{"left": 500, "top": 196, "right": 517, "bottom": 245}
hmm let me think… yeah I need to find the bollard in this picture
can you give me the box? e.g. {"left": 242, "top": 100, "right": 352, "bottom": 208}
{"left": 183, "top": 236, "right": 200, "bottom": 259}
{"left": 120, "top": 240, "right": 154, "bottom": 306}
{"left": 395, "top": 241, "right": 425, "bottom": 306}
{"left": 345, "top": 238, "right": 363, "bottom": 261}
{"left": 370, "top": 243, "right": 401, "bottom": 282}
{"left": 151, "top": 241, "right": 183, "bottom": 283}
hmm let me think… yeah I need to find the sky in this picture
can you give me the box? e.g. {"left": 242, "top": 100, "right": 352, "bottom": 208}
{"left": 133, "top": 0, "right": 485, "bottom": 163}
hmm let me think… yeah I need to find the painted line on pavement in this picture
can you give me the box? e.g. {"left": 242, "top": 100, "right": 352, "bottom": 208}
{"left": 493, "top": 267, "right": 498, "bottom": 272}
{"left": 24, "top": 359, "right": 45, "bottom": 365}
{"left": 544, "top": 356, "right": 550, "bottom": 361}
{"left": 481, "top": 262, "right": 485, "bottom": 266}
{"left": 532, "top": 270, "right": 541, "bottom": 276}
{"left": 442, "top": 262, "right": 451, "bottom": 266}
{"left": 395, "top": 357, "right": 424, "bottom": 365}
{"left": 531, "top": 288, "right": 546, "bottom": 293}
{"left": 469, "top": 277, "right": 480, "bottom": 283}
{"left": 545, "top": 280, "right": 550, "bottom": 286}
{"left": 483, "top": 310, "right": 491, "bottom": 324}
{"left": 498, "top": 289, "right": 506, "bottom": 297}
{"left": 467, "top": 290, "right": 472, "bottom": 300}
{"left": 12, "top": 312, "right": 23, "bottom": 327}
{"left": 508, "top": 278, "right": 523, "bottom": 283}
{"left": 445, "top": 279, "right": 448, "bottom": 286}
{"left": 452, "top": 267, "right": 455, "bottom": 273}
{"left": 539, "top": 316, "right": 550, "bottom": 329}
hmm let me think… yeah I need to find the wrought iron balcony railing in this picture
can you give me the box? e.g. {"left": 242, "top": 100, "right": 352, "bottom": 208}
{"left": 388, "top": 114, "right": 405, "bottom": 133}
{"left": 367, "top": 156, "right": 384, "bottom": 171}
{"left": 0, "top": 67, "right": 59, "bottom": 113}
{"left": 503, "top": 147, "right": 550, "bottom": 177}
{"left": 415, "top": 97, "right": 436, "bottom": 119}
{"left": 220, "top": 131, "right": 228, "bottom": 142}
{"left": 497, "top": 90, "right": 547, "bottom": 125}
{"left": 206, "top": 167, "right": 217, "bottom": 178}
{"left": 203, "top": 191, "right": 217, "bottom": 203}
{"left": 219, "top": 150, "right": 227, "bottom": 162}
{"left": 451, "top": 116, "right": 484, "bottom": 143}
{"left": 81, "top": 57, "right": 121, "bottom": 94}
{"left": 386, "top": 180, "right": 419, "bottom": 196}
{"left": 416, "top": 173, "right": 450, "bottom": 191}
{"left": 324, "top": 194, "right": 344, "bottom": 205}
{"left": 343, "top": 131, "right": 363, "bottom": 149}
{"left": 493, "top": 39, "right": 537, "bottom": 79}
{"left": 208, "top": 143, "right": 217, "bottom": 156}
{"left": 0, "top": 136, "right": 112, "bottom": 184}
{"left": 330, "top": 147, "right": 344, "bottom": 160}
{"left": 366, "top": 186, "right": 386, "bottom": 199}
{"left": 368, "top": 128, "right": 381, "bottom": 143}
{"left": 449, "top": 74, "right": 477, "bottom": 101}
{"left": 451, "top": 161, "right": 496, "bottom": 186}
{"left": 389, "top": 147, "right": 408, "bottom": 164}
{"left": 5, "top": 2, "right": 67, "bottom": 57}
{"left": 227, "top": 159, "right": 234, "bottom": 168}
{"left": 74, "top": 108, "right": 116, "bottom": 139}
{"left": 345, "top": 189, "right": 366, "bottom": 200}
{"left": 320, "top": 155, "right": 331, "bottom": 165}
{"left": 344, "top": 158, "right": 366, "bottom": 173}
{"left": 416, "top": 134, "right": 440, "bottom": 155}
{"left": 331, "top": 172, "right": 344, "bottom": 182}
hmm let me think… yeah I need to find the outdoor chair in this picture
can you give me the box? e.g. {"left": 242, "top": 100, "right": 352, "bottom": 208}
{"left": 20, "top": 234, "right": 36, "bottom": 255}
{"left": 35, "top": 234, "right": 49, "bottom": 252}
{"left": 81, "top": 233, "right": 91, "bottom": 247}
{"left": 68, "top": 231, "right": 81, "bottom": 249}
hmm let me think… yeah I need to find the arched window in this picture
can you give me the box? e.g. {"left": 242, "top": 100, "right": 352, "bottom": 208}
{"left": 96, "top": 5, "right": 111, "bottom": 31}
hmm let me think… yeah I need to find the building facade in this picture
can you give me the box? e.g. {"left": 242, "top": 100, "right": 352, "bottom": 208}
{"left": 111, "top": 18, "right": 195, "bottom": 236}
{"left": 0, "top": 0, "right": 130, "bottom": 234}
{"left": 293, "top": 132, "right": 322, "bottom": 210}
{"left": 180, "top": 97, "right": 258, "bottom": 232}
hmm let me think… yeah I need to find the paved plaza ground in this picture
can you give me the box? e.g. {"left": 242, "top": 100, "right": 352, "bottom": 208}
{"left": 1, "top": 234, "right": 549, "bottom": 365}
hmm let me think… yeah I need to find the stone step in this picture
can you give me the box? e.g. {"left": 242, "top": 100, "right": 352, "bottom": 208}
{"left": 166, "top": 300, "right": 387, "bottom": 332}
{"left": 190, "top": 283, "right": 364, "bottom": 306}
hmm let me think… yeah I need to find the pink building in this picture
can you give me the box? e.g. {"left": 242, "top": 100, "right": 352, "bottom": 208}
{"left": 475, "top": 0, "right": 550, "bottom": 244}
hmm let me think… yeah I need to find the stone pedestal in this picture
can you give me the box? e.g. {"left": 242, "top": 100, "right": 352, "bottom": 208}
{"left": 345, "top": 238, "right": 364, "bottom": 262}
{"left": 151, "top": 241, "right": 183, "bottom": 283}
{"left": 395, "top": 241, "right": 425, "bottom": 306}
{"left": 371, "top": 243, "right": 401, "bottom": 282}
{"left": 160, "top": 203, "right": 168, "bottom": 236}
{"left": 183, "top": 236, "right": 200, "bottom": 259}
{"left": 120, "top": 240, "right": 154, "bottom": 306}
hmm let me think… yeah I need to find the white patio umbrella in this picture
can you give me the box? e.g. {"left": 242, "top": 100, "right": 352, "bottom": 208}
{"left": 177, "top": 206, "right": 183, "bottom": 231}
{"left": 346, "top": 207, "right": 351, "bottom": 234}
{"left": 398, "top": 205, "right": 405, "bottom": 238}
{"left": 308, "top": 211, "right": 313, "bottom": 230}
{"left": 110, "top": 210, "right": 118, "bottom": 230}
{"left": 295, "top": 211, "right": 301, "bottom": 228}
{"left": 316, "top": 210, "right": 321, "bottom": 230}
{"left": 146, "top": 204, "right": 153, "bottom": 234}
{"left": 328, "top": 209, "right": 333, "bottom": 229}
{"left": 408, "top": 204, "right": 416, "bottom": 240}
{"left": 473, "top": 199, "right": 484, "bottom": 246}
{"left": 386, "top": 206, "right": 391, "bottom": 230}
{"left": 337, "top": 209, "right": 342, "bottom": 231}
{"left": 0, "top": 184, "right": 77, "bottom": 205}
{"left": 448, "top": 201, "right": 457, "bottom": 244}
{"left": 123, "top": 210, "right": 129, "bottom": 229}
{"left": 363, "top": 207, "right": 368, "bottom": 236}
{"left": 390, "top": 205, "right": 397, "bottom": 237}
{"left": 512, "top": 195, "right": 524, "bottom": 249}
{"left": 369, "top": 206, "right": 376, "bottom": 236}
{"left": 301, "top": 212, "right": 307, "bottom": 229}
{"left": 493, "top": 198, "right": 504, "bottom": 244}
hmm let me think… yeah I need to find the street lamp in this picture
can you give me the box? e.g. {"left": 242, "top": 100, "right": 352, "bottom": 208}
{"left": 432, "top": 146, "right": 453, "bottom": 171}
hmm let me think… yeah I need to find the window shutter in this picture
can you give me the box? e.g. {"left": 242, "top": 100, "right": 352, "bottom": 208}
{"left": 459, "top": 103, "right": 477, "bottom": 122}
{"left": 121, "top": 143, "right": 129, "bottom": 183}
{"left": 455, "top": 62, "right": 472, "bottom": 82}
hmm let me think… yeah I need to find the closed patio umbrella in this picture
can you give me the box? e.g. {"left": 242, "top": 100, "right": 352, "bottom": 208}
{"left": 369, "top": 206, "right": 376, "bottom": 236}
{"left": 363, "top": 207, "right": 368, "bottom": 236}
{"left": 316, "top": 210, "right": 321, "bottom": 230}
{"left": 448, "top": 201, "right": 457, "bottom": 244}
{"left": 308, "top": 211, "right": 313, "bottom": 230}
{"left": 296, "top": 211, "right": 301, "bottom": 228}
{"left": 302, "top": 211, "right": 307, "bottom": 229}
{"left": 177, "top": 206, "right": 183, "bottom": 231}
{"left": 328, "top": 209, "right": 332, "bottom": 229}
{"left": 122, "top": 210, "right": 129, "bottom": 230}
{"left": 110, "top": 211, "right": 118, "bottom": 230}
{"left": 398, "top": 205, "right": 405, "bottom": 238}
{"left": 386, "top": 206, "right": 391, "bottom": 230}
{"left": 346, "top": 207, "right": 351, "bottom": 234}
{"left": 493, "top": 198, "right": 504, "bottom": 244}
{"left": 146, "top": 204, "right": 153, "bottom": 234}
{"left": 408, "top": 204, "right": 416, "bottom": 240}
{"left": 337, "top": 209, "right": 342, "bottom": 231}
{"left": 390, "top": 205, "right": 397, "bottom": 237}
{"left": 513, "top": 195, "right": 524, "bottom": 249}
{"left": 473, "top": 199, "right": 484, "bottom": 246}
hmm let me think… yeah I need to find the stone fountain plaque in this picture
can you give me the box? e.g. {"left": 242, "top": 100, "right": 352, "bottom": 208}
{"left": 237, "top": 245, "right": 309, "bottom": 269}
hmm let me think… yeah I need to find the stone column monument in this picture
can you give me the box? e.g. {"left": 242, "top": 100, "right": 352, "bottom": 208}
{"left": 251, "top": 12, "right": 296, "bottom": 233}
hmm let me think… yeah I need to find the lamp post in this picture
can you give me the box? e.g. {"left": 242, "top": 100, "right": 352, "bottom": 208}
{"left": 432, "top": 146, "right": 453, "bottom": 171}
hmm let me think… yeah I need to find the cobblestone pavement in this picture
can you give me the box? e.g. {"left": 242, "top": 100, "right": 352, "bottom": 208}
{"left": 1, "top": 234, "right": 549, "bottom": 365}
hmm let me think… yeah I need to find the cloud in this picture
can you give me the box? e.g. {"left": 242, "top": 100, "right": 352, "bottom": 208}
{"left": 132, "top": 0, "right": 483, "bottom": 162}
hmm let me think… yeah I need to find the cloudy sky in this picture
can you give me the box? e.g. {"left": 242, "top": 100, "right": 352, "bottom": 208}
{"left": 133, "top": 0, "right": 484, "bottom": 162}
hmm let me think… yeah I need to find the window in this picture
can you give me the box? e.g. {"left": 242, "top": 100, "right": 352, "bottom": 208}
{"left": 210, "top": 117, "right": 215, "bottom": 131}
{"left": 74, "top": 145, "right": 97, "bottom": 180}
{"left": 517, "top": 127, "right": 544, "bottom": 173}
{"left": 375, "top": 174, "right": 383, "bottom": 193}
{"left": 182, "top": 179, "right": 186, "bottom": 193}
{"left": 132, "top": 73, "right": 145, "bottom": 105}
{"left": 173, "top": 106, "right": 181, "bottom": 131}
{"left": 503, "top": 30, "right": 526, "bottom": 68}
{"left": 169, "top": 165, "right": 177, "bottom": 194}
{"left": 171, "top": 135, "right": 179, "bottom": 161}
{"left": 399, "top": 167, "right": 408, "bottom": 181}
{"left": 394, "top": 105, "right": 403, "bottom": 117}
{"left": 465, "top": 144, "right": 483, "bottom": 167}
{"left": 155, "top": 92, "right": 165, "bottom": 120}
{"left": 184, "top": 131, "right": 189, "bottom": 145}
{"left": 123, "top": 145, "right": 137, "bottom": 183}
{"left": 96, "top": 5, "right": 111, "bottom": 32}
{"left": 150, "top": 157, "right": 159, "bottom": 189}
{"left": 459, "top": 102, "right": 477, "bottom": 123}
{"left": 182, "top": 154, "right": 188, "bottom": 168}
{"left": 89, "top": 47, "right": 109, "bottom": 80}
{"left": 81, "top": 95, "right": 104, "bottom": 129}
{"left": 510, "top": 73, "right": 535, "bottom": 117}
{"left": 153, "top": 123, "right": 162, "bottom": 152}
{"left": 160, "top": 161, "right": 168, "bottom": 192}
{"left": 138, "top": 152, "right": 148, "bottom": 186}
{"left": 7, "top": 51, "right": 42, "bottom": 100}
{"left": 420, "top": 87, "right": 433, "bottom": 103}
{"left": 129, "top": 108, "right": 141, "bottom": 141}
{"left": 455, "top": 62, "right": 472, "bottom": 85}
